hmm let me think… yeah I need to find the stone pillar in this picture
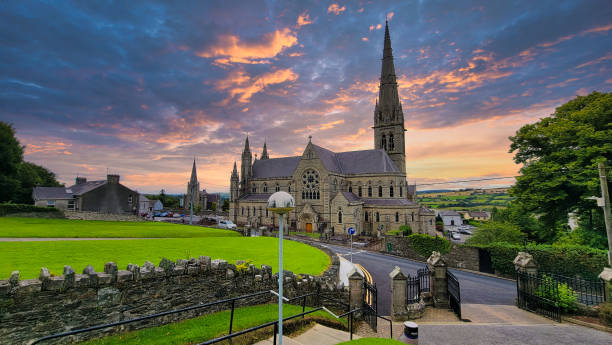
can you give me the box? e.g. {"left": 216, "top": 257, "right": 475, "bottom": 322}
{"left": 348, "top": 269, "right": 364, "bottom": 311}
{"left": 513, "top": 252, "right": 538, "bottom": 275}
{"left": 389, "top": 266, "right": 407, "bottom": 319}
{"left": 427, "top": 251, "right": 448, "bottom": 308}
{"left": 598, "top": 267, "right": 612, "bottom": 302}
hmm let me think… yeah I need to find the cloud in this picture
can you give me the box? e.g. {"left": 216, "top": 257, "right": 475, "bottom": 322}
{"left": 215, "top": 67, "right": 299, "bottom": 103}
{"left": 297, "top": 11, "right": 313, "bottom": 27}
{"left": 196, "top": 28, "right": 298, "bottom": 65}
{"left": 361, "top": 37, "right": 368, "bottom": 42}
{"left": 387, "top": 12, "right": 394, "bottom": 21}
{"left": 327, "top": 4, "right": 346, "bottom": 15}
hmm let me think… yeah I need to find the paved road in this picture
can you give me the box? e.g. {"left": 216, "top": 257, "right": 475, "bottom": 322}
{"left": 321, "top": 243, "right": 516, "bottom": 316}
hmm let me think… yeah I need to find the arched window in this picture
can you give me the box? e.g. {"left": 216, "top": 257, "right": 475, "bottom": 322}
{"left": 368, "top": 186, "right": 372, "bottom": 197}
{"left": 390, "top": 186, "right": 394, "bottom": 197}
{"left": 348, "top": 186, "right": 352, "bottom": 193}
{"left": 411, "top": 213, "right": 414, "bottom": 222}
{"left": 429, "top": 219, "right": 433, "bottom": 225}
{"left": 247, "top": 208, "right": 250, "bottom": 216}
{"left": 266, "top": 208, "right": 269, "bottom": 217}
{"left": 338, "top": 211, "right": 343, "bottom": 224}
{"left": 378, "top": 186, "right": 383, "bottom": 197}
{"left": 259, "top": 207, "right": 262, "bottom": 216}
{"left": 252, "top": 184, "right": 257, "bottom": 193}
{"left": 302, "top": 169, "right": 320, "bottom": 200}
{"left": 253, "top": 207, "right": 255, "bottom": 216}
{"left": 389, "top": 134, "right": 394, "bottom": 150}
{"left": 358, "top": 186, "right": 362, "bottom": 197}
{"left": 262, "top": 183, "right": 267, "bottom": 193}
{"left": 376, "top": 212, "right": 380, "bottom": 222}
{"left": 395, "top": 212, "right": 399, "bottom": 222}
{"left": 381, "top": 135, "right": 387, "bottom": 150}
{"left": 288, "top": 185, "right": 291, "bottom": 193}
{"left": 400, "top": 186, "right": 403, "bottom": 197}
{"left": 241, "top": 207, "right": 244, "bottom": 215}
{"left": 365, "top": 212, "right": 369, "bottom": 222}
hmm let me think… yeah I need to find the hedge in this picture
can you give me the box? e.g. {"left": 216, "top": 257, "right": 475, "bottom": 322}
{"left": 474, "top": 242, "right": 607, "bottom": 280}
{"left": 0, "top": 203, "right": 64, "bottom": 217}
{"left": 407, "top": 233, "right": 451, "bottom": 257}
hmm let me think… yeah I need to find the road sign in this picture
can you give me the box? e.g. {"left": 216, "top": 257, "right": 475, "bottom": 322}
{"left": 348, "top": 227, "right": 355, "bottom": 235}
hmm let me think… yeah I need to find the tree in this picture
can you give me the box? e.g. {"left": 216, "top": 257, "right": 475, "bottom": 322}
{"left": 15, "top": 162, "right": 62, "bottom": 204}
{"left": 211, "top": 202, "right": 217, "bottom": 211}
{"left": 509, "top": 91, "right": 612, "bottom": 243}
{"left": 222, "top": 199, "right": 230, "bottom": 212}
{"left": 466, "top": 222, "right": 526, "bottom": 246}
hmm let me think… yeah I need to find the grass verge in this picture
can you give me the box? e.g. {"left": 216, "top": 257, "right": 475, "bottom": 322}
{"left": 0, "top": 237, "right": 329, "bottom": 279}
{"left": 79, "top": 303, "right": 346, "bottom": 345}
{"left": 337, "top": 338, "right": 405, "bottom": 345}
{"left": 0, "top": 217, "right": 239, "bottom": 238}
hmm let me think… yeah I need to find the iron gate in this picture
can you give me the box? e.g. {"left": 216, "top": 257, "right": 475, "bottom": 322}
{"left": 447, "top": 271, "right": 461, "bottom": 319}
{"left": 418, "top": 266, "right": 430, "bottom": 292}
{"left": 516, "top": 271, "right": 561, "bottom": 322}
{"left": 362, "top": 280, "right": 378, "bottom": 331}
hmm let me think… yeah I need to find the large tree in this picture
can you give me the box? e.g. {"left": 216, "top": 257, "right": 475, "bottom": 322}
{"left": 509, "top": 91, "right": 612, "bottom": 243}
{"left": 0, "top": 121, "right": 62, "bottom": 203}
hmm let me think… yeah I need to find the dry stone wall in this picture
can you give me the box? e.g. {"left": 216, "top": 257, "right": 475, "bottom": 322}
{"left": 0, "top": 253, "right": 342, "bottom": 345}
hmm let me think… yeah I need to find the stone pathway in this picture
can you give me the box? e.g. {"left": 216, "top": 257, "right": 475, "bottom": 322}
{"left": 254, "top": 324, "right": 358, "bottom": 345}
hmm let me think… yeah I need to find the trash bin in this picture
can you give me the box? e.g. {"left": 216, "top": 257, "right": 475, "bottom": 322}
{"left": 398, "top": 321, "right": 418, "bottom": 344}
{"left": 387, "top": 242, "right": 392, "bottom": 252}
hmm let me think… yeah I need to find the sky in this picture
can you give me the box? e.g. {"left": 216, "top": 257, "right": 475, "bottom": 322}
{"left": 1, "top": 1, "right": 611, "bottom": 194}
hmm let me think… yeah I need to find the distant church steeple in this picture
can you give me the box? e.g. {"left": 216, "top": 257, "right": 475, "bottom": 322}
{"left": 373, "top": 20, "right": 406, "bottom": 173}
{"left": 240, "top": 136, "right": 252, "bottom": 194}
{"left": 261, "top": 141, "right": 269, "bottom": 160}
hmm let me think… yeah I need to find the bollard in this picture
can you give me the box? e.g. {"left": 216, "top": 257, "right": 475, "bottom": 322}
{"left": 398, "top": 321, "right": 418, "bottom": 344}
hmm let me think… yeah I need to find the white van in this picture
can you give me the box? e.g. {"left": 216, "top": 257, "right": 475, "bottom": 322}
{"left": 218, "top": 219, "right": 237, "bottom": 230}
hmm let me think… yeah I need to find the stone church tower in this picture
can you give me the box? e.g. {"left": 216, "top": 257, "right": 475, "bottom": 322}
{"left": 185, "top": 159, "right": 200, "bottom": 209}
{"left": 230, "top": 161, "right": 239, "bottom": 202}
{"left": 373, "top": 21, "right": 406, "bottom": 173}
{"left": 240, "top": 136, "right": 252, "bottom": 195}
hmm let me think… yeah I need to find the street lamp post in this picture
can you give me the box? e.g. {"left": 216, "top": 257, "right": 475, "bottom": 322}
{"left": 267, "top": 192, "right": 295, "bottom": 345}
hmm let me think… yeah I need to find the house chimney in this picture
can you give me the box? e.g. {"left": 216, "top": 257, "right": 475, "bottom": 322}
{"left": 75, "top": 177, "right": 87, "bottom": 185}
{"left": 107, "top": 174, "right": 120, "bottom": 184}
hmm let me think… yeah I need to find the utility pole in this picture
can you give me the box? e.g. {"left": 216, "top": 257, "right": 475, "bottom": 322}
{"left": 598, "top": 162, "right": 612, "bottom": 266}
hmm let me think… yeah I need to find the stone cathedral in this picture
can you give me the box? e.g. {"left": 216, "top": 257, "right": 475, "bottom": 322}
{"left": 229, "top": 22, "right": 435, "bottom": 237}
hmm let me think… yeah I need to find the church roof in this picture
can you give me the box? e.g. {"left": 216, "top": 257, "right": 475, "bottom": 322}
{"left": 362, "top": 198, "right": 418, "bottom": 206}
{"left": 239, "top": 193, "right": 272, "bottom": 201}
{"left": 252, "top": 156, "right": 300, "bottom": 178}
{"left": 313, "top": 145, "right": 400, "bottom": 174}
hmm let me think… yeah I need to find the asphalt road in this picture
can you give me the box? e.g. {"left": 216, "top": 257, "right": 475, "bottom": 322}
{"left": 321, "top": 243, "right": 516, "bottom": 316}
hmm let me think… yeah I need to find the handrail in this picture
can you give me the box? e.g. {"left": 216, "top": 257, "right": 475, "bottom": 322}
{"left": 269, "top": 289, "right": 290, "bottom": 301}
{"left": 31, "top": 290, "right": 270, "bottom": 344}
{"left": 376, "top": 314, "right": 393, "bottom": 339}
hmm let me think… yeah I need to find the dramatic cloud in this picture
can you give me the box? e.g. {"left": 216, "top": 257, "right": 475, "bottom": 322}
{"left": 1, "top": 1, "right": 610, "bottom": 193}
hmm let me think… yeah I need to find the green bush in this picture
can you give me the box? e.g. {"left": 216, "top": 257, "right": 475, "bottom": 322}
{"left": 472, "top": 242, "right": 607, "bottom": 280}
{"left": 399, "top": 225, "right": 412, "bottom": 235}
{"left": 407, "top": 233, "right": 451, "bottom": 257}
{"left": 0, "top": 203, "right": 64, "bottom": 217}
{"left": 599, "top": 303, "right": 612, "bottom": 326}
{"left": 535, "top": 275, "right": 577, "bottom": 312}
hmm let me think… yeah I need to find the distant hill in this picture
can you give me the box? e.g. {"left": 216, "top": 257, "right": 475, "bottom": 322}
{"left": 417, "top": 189, "right": 452, "bottom": 194}
{"left": 417, "top": 187, "right": 513, "bottom": 211}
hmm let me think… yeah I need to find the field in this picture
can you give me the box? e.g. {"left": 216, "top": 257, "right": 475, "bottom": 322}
{"left": 82, "top": 303, "right": 345, "bottom": 345}
{"left": 417, "top": 192, "right": 513, "bottom": 210}
{"left": 0, "top": 218, "right": 329, "bottom": 279}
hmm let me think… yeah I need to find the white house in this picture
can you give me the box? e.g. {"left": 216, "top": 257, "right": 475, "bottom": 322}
{"left": 139, "top": 195, "right": 163, "bottom": 214}
{"left": 437, "top": 210, "right": 463, "bottom": 228}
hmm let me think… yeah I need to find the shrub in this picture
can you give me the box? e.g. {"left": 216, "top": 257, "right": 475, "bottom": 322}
{"left": 472, "top": 242, "right": 607, "bottom": 280}
{"left": 599, "top": 303, "right": 612, "bottom": 326}
{"left": 399, "top": 225, "right": 412, "bottom": 236}
{"left": 0, "top": 203, "right": 64, "bottom": 217}
{"left": 535, "top": 275, "right": 577, "bottom": 312}
{"left": 407, "top": 233, "right": 451, "bottom": 257}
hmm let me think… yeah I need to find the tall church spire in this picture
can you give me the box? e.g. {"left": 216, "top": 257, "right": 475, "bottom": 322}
{"left": 190, "top": 159, "right": 198, "bottom": 185}
{"left": 373, "top": 20, "right": 407, "bottom": 174}
{"left": 261, "top": 141, "right": 269, "bottom": 160}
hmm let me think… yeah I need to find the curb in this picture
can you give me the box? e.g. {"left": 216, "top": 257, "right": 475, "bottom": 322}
{"left": 563, "top": 316, "right": 612, "bottom": 333}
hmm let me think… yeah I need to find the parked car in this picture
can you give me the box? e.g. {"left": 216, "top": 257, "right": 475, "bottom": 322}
{"left": 459, "top": 228, "right": 473, "bottom": 235}
{"left": 218, "top": 219, "right": 237, "bottom": 230}
{"left": 450, "top": 232, "right": 461, "bottom": 240}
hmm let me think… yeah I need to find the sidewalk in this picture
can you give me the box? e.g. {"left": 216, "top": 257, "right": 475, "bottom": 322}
{"left": 254, "top": 324, "right": 358, "bottom": 345}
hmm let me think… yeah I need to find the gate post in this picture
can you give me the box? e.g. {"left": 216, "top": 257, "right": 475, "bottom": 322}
{"left": 513, "top": 252, "right": 538, "bottom": 275}
{"left": 389, "top": 266, "right": 407, "bottom": 319}
{"left": 427, "top": 251, "right": 448, "bottom": 308}
{"left": 348, "top": 269, "right": 364, "bottom": 311}
{"left": 598, "top": 268, "right": 612, "bottom": 302}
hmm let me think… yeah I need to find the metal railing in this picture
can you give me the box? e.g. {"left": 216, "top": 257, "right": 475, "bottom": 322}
{"left": 447, "top": 270, "right": 461, "bottom": 320}
{"left": 538, "top": 271, "right": 605, "bottom": 306}
{"left": 418, "top": 266, "right": 430, "bottom": 292}
{"left": 31, "top": 290, "right": 314, "bottom": 344}
{"left": 516, "top": 271, "right": 561, "bottom": 322}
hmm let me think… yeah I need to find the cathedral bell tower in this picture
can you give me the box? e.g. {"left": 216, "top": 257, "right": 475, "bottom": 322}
{"left": 240, "top": 136, "right": 252, "bottom": 195}
{"left": 373, "top": 21, "right": 406, "bottom": 173}
{"left": 230, "top": 161, "right": 239, "bottom": 202}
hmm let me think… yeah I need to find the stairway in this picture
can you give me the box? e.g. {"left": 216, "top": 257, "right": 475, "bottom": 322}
{"left": 254, "top": 324, "right": 360, "bottom": 345}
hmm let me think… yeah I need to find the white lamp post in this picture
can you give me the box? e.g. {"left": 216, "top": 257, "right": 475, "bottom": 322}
{"left": 267, "top": 191, "right": 295, "bottom": 345}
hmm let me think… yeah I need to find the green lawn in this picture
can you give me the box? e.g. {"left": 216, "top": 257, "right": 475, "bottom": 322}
{"left": 81, "top": 303, "right": 345, "bottom": 345}
{"left": 337, "top": 338, "right": 405, "bottom": 345}
{"left": 0, "top": 237, "right": 329, "bottom": 279}
{"left": 0, "top": 217, "right": 239, "bottom": 238}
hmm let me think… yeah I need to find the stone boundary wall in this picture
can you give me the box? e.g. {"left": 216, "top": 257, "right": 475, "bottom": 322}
{"left": 383, "top": 236, "right": 480, "bottom": 272}
{"left": 0, "top": 253, "right": 343, "bottom": 345}
{"left": 64, "top": 211, "right": 144, "bottom": 222}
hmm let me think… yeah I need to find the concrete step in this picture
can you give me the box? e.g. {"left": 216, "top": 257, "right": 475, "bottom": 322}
{"left": 254, "top": 324, "right": 359, "bottom": 345}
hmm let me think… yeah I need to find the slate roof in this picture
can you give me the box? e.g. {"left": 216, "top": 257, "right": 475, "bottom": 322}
{"left": 32, "top": 180, "right": 107, "bottom": 200}
{"left": 438, "top": 210, "right": 461, "bottom": 217}
{"left": 340, "top": 191, "right": 362, "bottom": 203}
{"left": 361, "top": 198, "right": 418, "bottom": 206}
{"left": 469, "top": 211, "right": 490, "bottom": 218}
{"left": 252, "top": 157, "right": 301, "bottom": 178}
{"left": 238, "top": 193, "right": 272, "bottom": 201}
{"left": 313, "top": 145, "right": 400, "bottom": 174}
{"left": 419, "top": 207, "right": 435, "bottom": 215}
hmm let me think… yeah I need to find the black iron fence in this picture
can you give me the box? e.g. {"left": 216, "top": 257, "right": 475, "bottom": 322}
{"left": 362, "top": 280, "right": 378, "bottom": 331}
{"left": 516, "top": 271, "right": 561, "bottom": 322}
{"left": 447, "top": 271, "right": 461, "bottom": 320}
{"left": 418, "top": 266, "right": 430, "bottom": 292}
{"left": 538, "top": 271, "right": 605, "bottom": 306}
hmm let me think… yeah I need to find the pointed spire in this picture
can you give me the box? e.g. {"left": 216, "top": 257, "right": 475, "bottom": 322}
{"left": 232, "top": 161, "right": 238, "bottom": 178}
{"left": 243, "top": 135, "right": 250, "bottom": 152}
{"left": 377, "top": 20, "right": 401, "bottom": 123}
{"left": 189, "top": 159, "right": 198, "bottom": 185}
{"left": 261, "top": 141, "right": 269, "bottom": 160}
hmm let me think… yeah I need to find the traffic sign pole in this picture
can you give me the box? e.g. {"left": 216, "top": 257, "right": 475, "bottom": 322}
{"left": 347, "top": 227, "right": 355, "bottom": 263}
